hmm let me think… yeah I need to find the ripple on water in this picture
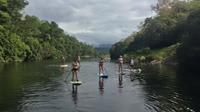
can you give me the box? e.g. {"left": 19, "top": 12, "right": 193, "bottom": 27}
{"left": 0, "top": 61, "right": 200, "bottom": 112}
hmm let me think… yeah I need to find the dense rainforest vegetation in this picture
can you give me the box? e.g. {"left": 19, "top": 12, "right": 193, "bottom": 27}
{"left": 0, "top": 0, "right": 96, "bottom": 62}
{"left": 110, "top": 0, "right": 200, "bottom": 70}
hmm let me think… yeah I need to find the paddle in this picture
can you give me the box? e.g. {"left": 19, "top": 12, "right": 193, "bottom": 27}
{"left": 64, "top": 68, "right": 72, "bottom": 82}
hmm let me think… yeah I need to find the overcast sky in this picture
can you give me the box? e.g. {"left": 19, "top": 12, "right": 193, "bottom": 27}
{"left": 25, "top": 0, "right": 157, "bottom": 45}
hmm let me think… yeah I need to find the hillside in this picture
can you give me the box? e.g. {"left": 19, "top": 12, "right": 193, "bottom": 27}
{"left": 0, "top": 0, "right": 96, "bottom": 62}
{"left": 110, "top": 0, "right": 200, "bottom": 70}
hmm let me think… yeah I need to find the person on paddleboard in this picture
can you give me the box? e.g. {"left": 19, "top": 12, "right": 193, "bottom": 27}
{"left": 129, "top": 58, "right": 134, "bottom": 70}
{"left": 99, "top": 57, "right": 105, "bottom": 75}
{"left": 118, "top": 55, "right": 123, "bottom": 73}
{"left": 61, "top": 56, "right": 65, "bottom": 65}
{"left": 71, "top": 59, "right": 80, "bottom": 81}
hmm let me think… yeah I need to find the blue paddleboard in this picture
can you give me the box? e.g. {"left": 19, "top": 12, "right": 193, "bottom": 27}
{"left": 98, "top": 73, "right": 108, "bottom": 78}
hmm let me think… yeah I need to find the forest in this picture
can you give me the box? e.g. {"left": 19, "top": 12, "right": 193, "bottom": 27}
{"left": 110, "top": 0, "right": 200, "bottom": 70}
{"left": 0, "top": 0, "right": 96, "bottom": 62}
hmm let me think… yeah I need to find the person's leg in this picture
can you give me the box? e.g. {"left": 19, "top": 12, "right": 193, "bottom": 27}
{"left": 75, "top": 70, "right": 78, "bottom": 81}
{"left": 102, "top": 65, "right": 104, "bottom": 74}
{"left": 118, "top": 63, "right": 120, "bottom": 73}
{"left": 130, "top": 65, "right": 133, "bottom": 70}
{"left": 101, "top": 66, "right": 103, "bottom": 74}
{"left": 121, "top": 64, "right": 123, "bottom": 73}
{"left": 99, "top": 65, "right": 101, "bottom": 74}
{"left": 72, "top": 70, "right": 75, "bottom": 81}
{"left": 119, "top": 64, "right": 122, "bottom": 73}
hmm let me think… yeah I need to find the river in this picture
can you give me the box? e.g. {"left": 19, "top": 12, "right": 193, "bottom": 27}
{"left": 0, "top": 60, "right": 200, "bottom": 112}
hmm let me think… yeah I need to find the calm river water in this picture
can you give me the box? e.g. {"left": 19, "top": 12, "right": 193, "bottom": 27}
{"left": 0, "top": 60, "right": 200, "bottom": 112}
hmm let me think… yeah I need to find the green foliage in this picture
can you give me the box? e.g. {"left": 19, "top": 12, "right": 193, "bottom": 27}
{"left": 127, "top": 43, "right": 180, "bottom": 62}
{"left": 127, "top": 1, "right": 188, "bottom": 52}
{"left": 110, "top": 42, "right": 127, "bottom": 59}
{"left": 0, "top": 0, "right": 10, "bottom": 24}
{"left": 110, "top": 0, "right": 200, "bottom": 71}
{"left": 110, "top": 0, "right": 200, "bottom": 70}
{"left": 0, "top": 0, "right": 96, "bottom": 62}
{"left": 0, "top": 0, "right": 8, "bottom": 11}
{"left": 110, "top": 33, "right": 135, "bottom": 59}
{"left": 0, "top": 11, "right": 10, "bottom": 23}
{"left": 7, "top": 0, "right": 28, "bottom": 21}
{"left": 177, "top": 9, "right": 200, "bottom": 69}
{"left": 8, "top": 33, "right": 31, "bottom": 61}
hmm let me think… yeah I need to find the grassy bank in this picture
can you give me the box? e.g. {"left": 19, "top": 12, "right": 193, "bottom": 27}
{"left": 124, "top": 43, "right": 180, "bottom": 64}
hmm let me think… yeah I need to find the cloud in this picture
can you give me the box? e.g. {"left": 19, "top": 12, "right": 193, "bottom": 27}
{"left": 25, "top": 0, "right": 157, "bottom": 45}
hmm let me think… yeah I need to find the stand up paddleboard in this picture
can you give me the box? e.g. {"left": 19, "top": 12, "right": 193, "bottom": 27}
{"left": 117, "top": 72, "right": 126, "bottom": 75}
{"left": 60, "top": 64, "right": 68, "bottom": 68}
{"left": 127, "top": 68, "right": 142, "bottom": 74}
{"left": 70, "top": 81, "right": 82, "bottom": 85}
{"left": 98, "top": 73, "right": 108, "bottom": 78}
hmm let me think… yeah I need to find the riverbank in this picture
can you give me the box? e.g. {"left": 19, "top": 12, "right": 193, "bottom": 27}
{"left": 124, "top": 43, "right": 180, "bottom": 66}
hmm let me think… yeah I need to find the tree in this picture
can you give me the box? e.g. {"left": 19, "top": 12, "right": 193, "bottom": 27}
{"left": 0, "top": 0, "right": 96, "bottom": 62}
{"left": 177, "top": 9, "right": 200, "bottom": 70}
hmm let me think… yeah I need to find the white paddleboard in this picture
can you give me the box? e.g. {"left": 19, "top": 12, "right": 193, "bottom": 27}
{"left": 70, "top": 81, "right": 82, "bottom": 85}
{"left": 124, "top": 68, "right": 142, "bottom": 73}
{"left": 60, "top": 64, "right": 68, "bottom": 68}
{"left": 99, "top": 73, "right": 104, "bottom": 76}
{"left": 130, "top": 69, "right": 142, "bottom": 73}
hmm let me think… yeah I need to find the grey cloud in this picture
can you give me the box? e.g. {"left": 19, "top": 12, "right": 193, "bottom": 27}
{"left": 75, "top": 31, "right": 124, "bottom": 45}
{"left": 25, "top": 0, "right": 157, "bottom": 45}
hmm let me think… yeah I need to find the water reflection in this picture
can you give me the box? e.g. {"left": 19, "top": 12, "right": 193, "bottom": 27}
{"left": 118, "top": 74, "right": 123, "bottom": 88}
{"left": 0, "top": 61, "right": 200, "bottom": 112}
{"left": 98, "top": 77, "right": 104, "bottom": 95}
{"left": 130, "top": 71, "right": 135, "bottom": 81}
{"left": 176, "top": 70, "right": 200, "bottom": 112}
{"left": 140, "top": 65, "right": 199, "bottom": 112}
{"left": 72, "top": 85, "right": 78, "bottom": 105}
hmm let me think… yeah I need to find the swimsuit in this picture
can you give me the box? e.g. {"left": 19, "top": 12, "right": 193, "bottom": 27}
{"left": 119, "top": 58, "right": 123, "bottom": 64}
{"left": 72, "top": 62, "right": 79, "bottom": 71}
{"left": 99, "top": 60, "right": 104, "bottom": 66}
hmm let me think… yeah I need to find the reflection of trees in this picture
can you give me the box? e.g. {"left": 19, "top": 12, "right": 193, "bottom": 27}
{"left": 0, "top": 62, "right": 61, "bottom": 112}
{"left": 140, "top": 65, "right": 194, "bottom": 112}
{"left": 0, "top": 63, "right": 24, "bottom": 112}
{"left": 176, "top": 70, "right": 200, "bottom": 111}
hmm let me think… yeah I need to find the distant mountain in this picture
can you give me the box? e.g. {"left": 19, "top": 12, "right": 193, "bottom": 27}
{"left": 95, "top": 44, "right": 112, "bottom": 55}
{"left": 97, "top": 44, "right": 112, "bottom": 48}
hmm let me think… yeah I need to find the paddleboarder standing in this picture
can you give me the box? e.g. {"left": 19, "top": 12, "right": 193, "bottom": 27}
{"left": 118, "top": 55, "right": 123, "bottom": 73}
{"left": 71, "top": 59, "right": 80, "bottom": 81}
{"left": 99, "top": 57, "right": 105, "bottom": 75}
{"left": 129, "top": 58, "right": 134, "bottom": 70}
{"left": 61, "top": 56, "right": 65, "bottom": 65}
